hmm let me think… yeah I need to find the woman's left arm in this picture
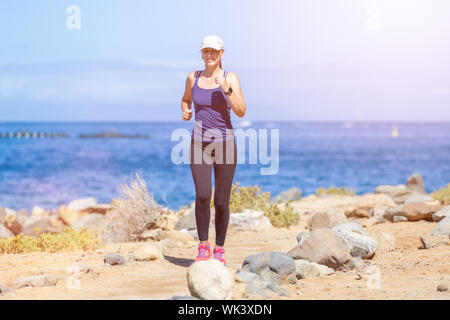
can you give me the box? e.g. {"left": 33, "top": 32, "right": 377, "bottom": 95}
{"left": 219, "top": 72, "right": 246, "bottom": 118}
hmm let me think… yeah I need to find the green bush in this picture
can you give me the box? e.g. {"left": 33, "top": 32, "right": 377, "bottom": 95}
{"left": 210, "top": 181, "right": 299, "bottom": 228}
{"left": 431, "top": 183, "right": 450, "bottom": 205}
{"left": 315, "top": 186, "right": 356, "bottom": 196}
{"left": 0, "top": 228, "right": 103, "bottom": 254}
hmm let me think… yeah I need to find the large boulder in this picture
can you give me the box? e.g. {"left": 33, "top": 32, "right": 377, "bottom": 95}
{"left": 431, "top": 216, "right": 450, "bottom": 236}
{"left": 187, "top": 260, "right": 234, "bottom": 300}
{"left": 229, "top": 210, "right": 272, "bottom": 231}
{"left": 332, "top": 222, "right": 378, "bottom": 259}
{"left": 271, "top": 187, "right": 302, "bottom": 203}
{"left": 287, "top": 228, "right": 354, "bottom": 271}
{"left": 383, "top": 200, "right": 443, "bottom": 222}
{"left": 308, "top": 211, "right": 348, "bottom": 230}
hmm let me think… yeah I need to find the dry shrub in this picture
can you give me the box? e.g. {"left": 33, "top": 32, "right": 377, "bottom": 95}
{"left": 103, "top": 171, "right": 169, "bottom": 243}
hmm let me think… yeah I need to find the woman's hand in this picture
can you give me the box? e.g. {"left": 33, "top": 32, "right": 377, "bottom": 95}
{"left": 215, "top": 73, "right": 231, "bottom": 93}
{"left": 182, "top": 108, "right": 193, "bottom": 121}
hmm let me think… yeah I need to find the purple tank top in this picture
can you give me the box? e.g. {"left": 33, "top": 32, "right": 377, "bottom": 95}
{"left": 191, "top": 70, "right": 235, "bottom": 142}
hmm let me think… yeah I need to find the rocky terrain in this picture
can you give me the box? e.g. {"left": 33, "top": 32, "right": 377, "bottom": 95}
{"left": 0, "top": 173, "right": 449, "bottom": 300}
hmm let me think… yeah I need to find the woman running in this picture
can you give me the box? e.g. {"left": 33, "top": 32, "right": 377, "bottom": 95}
{"left": 181, "top": 35, "right": 246, "bottom": 266}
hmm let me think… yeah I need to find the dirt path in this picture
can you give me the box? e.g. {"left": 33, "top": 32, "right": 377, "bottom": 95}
{"left": 1, "top": 216, "right": 449, "bottom": 300}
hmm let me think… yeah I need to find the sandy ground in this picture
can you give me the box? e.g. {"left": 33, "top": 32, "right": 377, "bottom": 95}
{"left": 1, "top": 214, "right": 449, "bottom": 300}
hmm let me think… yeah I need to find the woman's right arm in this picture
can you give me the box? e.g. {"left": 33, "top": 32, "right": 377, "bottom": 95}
{"left": 181, "top": 72, "right": 195, "bottom": 121}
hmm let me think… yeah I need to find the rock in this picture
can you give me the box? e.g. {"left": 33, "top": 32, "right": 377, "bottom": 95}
{"left": 287, "top": 228, "right": 354, "bottom": 271}
{"left": 241, "top": 251, "right": 296, "bottom": 285}
{"left": 80, "top": 204, "right": 111, "bottom": 214}
{"left": 375, "top": 232, "right": 396, "bottom": 252}
{"left": 0, "top": 224, "right": 14, "bottom": 239}
{"left": 32, "top": 206, "right": 48, "bottom": 218}
{"left": 404, "top": 193, "right": 434, "bottom": 204}
{"left": 345, "top": 206, "right": 372, "bottom": 218}
{"left": 9, "top": 275, "right": 61, "bottom": 289}
{"left": 308, "top": 211, "right": 348, "bottom": 230}
{"left": 104, "top": 252, "right": 125, "bottom": 266}
{"left": 332, "top": 222, "right": 378, "bottom": 259}
{"left": 229, "top": 209, "right": 273, "bottom": 231}
{"left": 133, "top": 244, "right": 163, "bottom": 261}
{"left": 67, "top": 262, "right": 91, "bottom": 275}
{"left": 21, "top": 216, "right": 57, "bottom": 236}
{"left": 67, "top": 197, "right": 97, "bottom": 211}
{"left": 15, "top": 209, "right": 29, "bottom": 226}
{"left": 234, "top": 269, "right": 291, "bottom": 298}
{"left": 3, "top": 211, "right": 22, "bottom": 235}
{"left": 420, "top": 235, "right": 449, "bottom": 249}
{"left": 0, "top": 206, "right": 6, "bottom": 223}
{"left": 271, "top": 187, "right": 302, "bottom": 203}
{"left": 317, "top": 264, "right": 335, "bottom": 276}
{"left": 374, "top": 185, "right": 405, "bottom": 202}
{"left": 73, "top": 213, "right": 107, "bottom": 231}
{"left": 138, "top": 228, "right": 164, "bottom": 241}
{"left": 406, "top": 173, "right": 426, "bottom": 194}
{"left": 370, "top": 204, "right": 391, "bottom": 223}
{"left": 187, "top": 260, "right": 234, "bottom": 300}
{"left": 58, "top": 205, "right": 87, "bottom": 226}
{"left": 437, "top": 284, "right": 448, "bottom": 292}
{"left": 174, "top": 208, "right": 196, "bottom": 231}
{"left": 294, "top": 259, "right": 321, "bottom": 279}
{"left": 431, "top": 215, "right": 450, "bottom": 236}
{"left": 393, "top": 215, "right": 408, "bottom": 223}
{"left": 383, "top": 201, "right": 443, "bottom": 222}
{"left": 432, "top": 206, "right": 450, "bottom": 222}
{"left": 296, "top": 231, "right": 311, "bottom": 245}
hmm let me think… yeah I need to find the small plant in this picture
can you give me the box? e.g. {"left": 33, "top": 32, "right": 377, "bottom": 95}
{"left": 315, "top": 186, "right": 356, "bottom": 196}
{"left": 103, "top": 171, "right": 169, "bottom": 243}
{"left": 210, "top": 181, "right": 299, "bottom": 228}
{"left": 431, "top": 183, "right": 450, "bottom": 205}
{"left": 0, "top": 228, "right": 103, "bottom": 254}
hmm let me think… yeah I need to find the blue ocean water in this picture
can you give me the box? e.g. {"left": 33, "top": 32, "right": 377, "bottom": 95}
{"left": 0, "top": 121, "right": 449, "bottom": 213}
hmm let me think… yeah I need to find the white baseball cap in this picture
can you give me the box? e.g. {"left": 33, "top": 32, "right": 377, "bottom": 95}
{"left": 200, "top": 35, "right": 224, "bottom": 51}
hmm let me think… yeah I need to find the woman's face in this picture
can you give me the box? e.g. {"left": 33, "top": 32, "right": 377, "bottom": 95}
{"left": 201, "top": 48, "right": 223, "bottom": 66}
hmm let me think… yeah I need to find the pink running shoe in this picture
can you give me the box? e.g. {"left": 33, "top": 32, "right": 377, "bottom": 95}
{"left": 194, "top": 241, "right": 211, "bottom": 262}
{"left": 213, "top": 246, "right": 226, "bottom": 266}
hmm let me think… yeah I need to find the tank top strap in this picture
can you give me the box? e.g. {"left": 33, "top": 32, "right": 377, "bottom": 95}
{"left": 223, "top": 70, "right": 227, "bottom": 78}
{"left": 194, "top": 70, "right": 200, "bottom": 85}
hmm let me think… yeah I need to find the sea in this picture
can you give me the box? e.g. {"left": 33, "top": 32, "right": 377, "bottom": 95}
{"left": 0, "top": 121, "right": 449, "bottom": 213}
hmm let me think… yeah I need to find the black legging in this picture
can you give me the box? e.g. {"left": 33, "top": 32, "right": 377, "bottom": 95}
{"left": 189, "top": 137, "right": 237, "bottom": 246}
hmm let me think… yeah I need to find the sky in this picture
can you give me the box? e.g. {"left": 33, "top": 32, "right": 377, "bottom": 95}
{"left": 0, "top": 0, "right": 449, "bottom": 122}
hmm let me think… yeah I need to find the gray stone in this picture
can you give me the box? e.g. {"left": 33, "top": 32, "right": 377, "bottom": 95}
{"left": 404, "top": 193, "right": 434, "bottom": 204}
{"left": 187, "top": 260, "right": 234, "bottom": 300}
{"left": 139, "top": 228, "right": 164, "bottom": 241}
{"left": 271, "top": 187, "right": 302, "bottom": 203}
{"left": 437, "top": 284, "right": 448, "bottom": 292}
{"left": 332, "top": 222, "right": 378, "bottom": 259}
{"left": 174, "top": 208, "right": 196, "bottom": 231}
{"left": 432, "top": 206, "right": 450, "bottom": 222}
{"left": 431, "top": 216, "right": 450, "bottom": 236}
{"left": 241, "top": 251, "right": 296, "bottom": 284}
{"left": 287, "top": 228, "right": 354, "bottom": 271}
{"left": 296, "top": 231, "right": 311, "bottom": 245}
{"left": 104, "top": 252, "right": 125, "bottom": 266}
{"left": 374, "top": 185, "right": 405, "bottom": 202}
